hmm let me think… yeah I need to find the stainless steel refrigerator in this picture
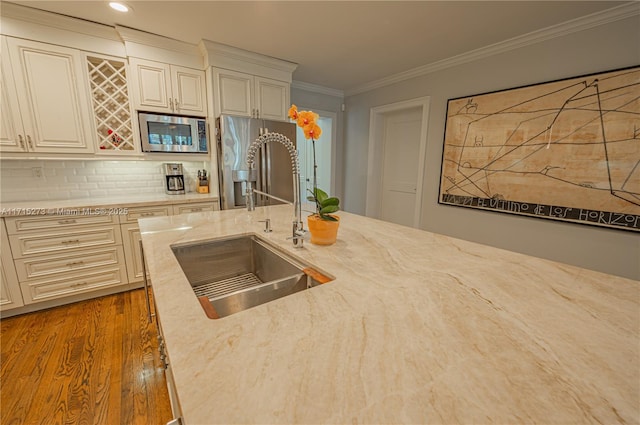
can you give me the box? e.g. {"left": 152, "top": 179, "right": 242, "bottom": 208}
{"left": 216, "top": 114, "right": 297, "bottom": 210}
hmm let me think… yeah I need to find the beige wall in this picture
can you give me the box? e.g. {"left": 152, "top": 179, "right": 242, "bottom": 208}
{"left": 343, "top": 15, "right": 640, "bottom": 280}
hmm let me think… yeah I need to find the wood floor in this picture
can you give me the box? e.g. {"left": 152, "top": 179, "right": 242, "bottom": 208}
{"left": 1, "top": 289, "right": 173, "bottom": 425}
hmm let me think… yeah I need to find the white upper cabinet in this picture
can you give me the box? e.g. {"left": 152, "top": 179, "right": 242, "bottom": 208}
{"left": 255, "top": 76, "right": 289, "bottom": 121}
{"left": 172, "top": 64, "right": 206, "bottom": 115}
{"left": 1, "top": 36, "right": 95, "bottom": 154}
{"left": 213, "top": 67, "right": 289, "bottom": 120}
{"left": 200, "top": 41, "right": 297, "bottom": 121}
{"left": 129, "top": 58, "right": 206, "bottom": 117}
{"left": 0, "top": 37, "right": 24, "bottom": 152}
{"left": 213, "top": 68, "right": 253, "bottom": 117}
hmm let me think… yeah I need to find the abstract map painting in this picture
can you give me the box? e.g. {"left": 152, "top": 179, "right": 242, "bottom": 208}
{"left": 439, "top": 66, "right": 640, "bottom": 232}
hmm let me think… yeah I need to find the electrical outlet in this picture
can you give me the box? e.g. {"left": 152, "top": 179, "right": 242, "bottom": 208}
{"left": 31, "top": 167, "right": 43, "bottom": 179}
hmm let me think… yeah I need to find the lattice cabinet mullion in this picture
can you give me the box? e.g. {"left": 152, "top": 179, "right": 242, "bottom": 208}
{"left": 87, "top": 55, "right": 136, "bottom": 152}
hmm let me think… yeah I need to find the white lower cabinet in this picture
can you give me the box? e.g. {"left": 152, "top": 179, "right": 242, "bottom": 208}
{"left": 5, "top": 214, "right": 127, "bottom": 306}
{"left": 153, "top": 302, "right": 183, "bottom": 423}
{"left": 19, "top": 263, "right": 126, "bottom": 304}
{"left": 122, "top": 205, "right": 172, "bottom": 224}
{"left": 122, "top": 202, "right": 218, "bottom": 286}
{"left": 14, "top": 246, "right": 122, "bottom": 281}
{"left": 172, "top": 201, "right": 219, "bottom": 215}
{"left": 8, "top": 225, "right": 122, "bottom": 258}
{"left": 120, "top": 205, "right": 172, "bottom": 286}
{"left": 121, "top": 223, "right": 144, "bottom": 285}
{"left": 1, "top": 199, "right": 219, "bottom": 314}
{"left": 1, "top": 220, "right": 24, "bottom": 311}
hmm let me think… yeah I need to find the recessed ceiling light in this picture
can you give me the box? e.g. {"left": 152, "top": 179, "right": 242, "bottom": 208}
{"left": 109, "top": 2, "right": 129, "bottom": 12}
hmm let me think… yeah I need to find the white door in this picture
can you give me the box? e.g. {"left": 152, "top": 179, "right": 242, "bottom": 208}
{"left": 379, "top": 107, "right": 423, "bottom": 227}
{"left": 296, "top": 111, "right": 335, "bottom": 203}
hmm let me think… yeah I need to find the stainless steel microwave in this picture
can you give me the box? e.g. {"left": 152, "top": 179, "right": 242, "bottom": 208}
{"left": 139, "top": 112, "right": 208, "bottom": 153}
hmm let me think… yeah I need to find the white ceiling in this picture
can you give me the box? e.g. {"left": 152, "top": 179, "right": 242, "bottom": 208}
{"left": 6, "top": 1, "right": 632, "bottom": 92}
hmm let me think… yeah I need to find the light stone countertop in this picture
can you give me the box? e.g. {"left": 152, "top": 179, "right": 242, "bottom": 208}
{"left": 0, "top": 192, "right": 219, "bottom": 216}
{"left": 138, "top": 204, "right": 639, "bottom": 425}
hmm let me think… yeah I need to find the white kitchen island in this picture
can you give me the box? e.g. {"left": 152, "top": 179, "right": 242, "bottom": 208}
{"left": 139, "top": 205, "right": 639, "bottom": 424}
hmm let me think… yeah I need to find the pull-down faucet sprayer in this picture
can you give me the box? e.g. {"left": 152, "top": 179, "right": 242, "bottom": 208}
{"left": 245, "top": 132, "right": 305, "bottom": 247}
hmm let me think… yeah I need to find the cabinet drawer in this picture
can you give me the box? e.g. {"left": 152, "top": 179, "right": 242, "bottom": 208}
{"left": 121, "top": 205, "right": 172, "bottom": 223}
{"left": 172, "top": 202, "right": 218, "bottom": 215}
{"left": 5, "top": 213, "right": 118, "bottom": 234}
{"left": 19, "top": 265, "right": 127, "bottom": 304}
{"left": 14, "top": 246, "right": 124, "bottom": 281}
{"left": 8, "top": 226, "right": 121, "bottom": 258}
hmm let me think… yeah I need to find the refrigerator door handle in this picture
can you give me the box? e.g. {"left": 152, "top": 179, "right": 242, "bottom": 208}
{"left": 260, "top": 145, "right": 267, "bottom": 204}
{"left": 265, "top": 142, "right": 272, "bottom": 196}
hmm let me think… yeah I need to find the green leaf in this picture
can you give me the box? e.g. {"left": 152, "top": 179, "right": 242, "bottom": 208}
{"left": 320, "top": 197, "right": 339, "bottom": 208}
{"left": 320, "top": 205, "right": 339, "bottom": 214}
{"left": 314, "top": 188, "right": 328, "bottom": 203}
{"left": 319, "top": 213, "right": 339, "bottom": 221}
{"left": 306, "top": 195, "right": 316, "bottom": 202}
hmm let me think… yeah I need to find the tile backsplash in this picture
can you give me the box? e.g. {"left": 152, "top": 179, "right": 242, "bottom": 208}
{"left": 0, "top": 159, "right": 211, "bottom": 202}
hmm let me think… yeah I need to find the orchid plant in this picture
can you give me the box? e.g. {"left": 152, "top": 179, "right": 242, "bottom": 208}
{"left": 288, "top": 105, "right": 340, "bottom": 221}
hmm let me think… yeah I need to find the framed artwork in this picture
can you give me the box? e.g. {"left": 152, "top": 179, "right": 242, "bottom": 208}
{"left": 438, "top": 66, "right": 640, "bottom": 232}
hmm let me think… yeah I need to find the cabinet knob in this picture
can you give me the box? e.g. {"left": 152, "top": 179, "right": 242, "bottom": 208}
{"left": 27, "top": 135, "right": 34, "bottom": 150}
{"left": 169, "top": 98, "right": 174, "bottom": 111}
{"left": 18, "top": 135, "right": 26, "bottom": 150}
{"left": 174, "top": 98, "right": 179, "bottom": 111}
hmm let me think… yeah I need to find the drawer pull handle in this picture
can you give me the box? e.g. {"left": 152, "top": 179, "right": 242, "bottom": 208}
{"left": 190, "top": 208, "right": 202, "bottom": 212}
{"left": 140, "top": 212, "right": 155, "bottom": 217}
{"left": 61, "top": 239, "right": 81, "bottom": 244}
{"left": 66, "top": 261, "right": 85, "bottom": 267}
{"left": 58, "top": 219, "right": 77, "bottom": 224}
{"left": 71, "top": 282, "right": 88, "bottom": 288}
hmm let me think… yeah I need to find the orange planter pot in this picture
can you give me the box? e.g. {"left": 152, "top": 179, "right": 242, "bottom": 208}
{"left": 307, "top": 214, "right": 340, "bottom": 245}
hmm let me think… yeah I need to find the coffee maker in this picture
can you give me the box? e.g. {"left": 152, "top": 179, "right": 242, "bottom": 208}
{"left": 164, "top": 163, "right": 185, "bottom": 195}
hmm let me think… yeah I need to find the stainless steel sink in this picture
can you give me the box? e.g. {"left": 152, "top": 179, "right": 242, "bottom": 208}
{"left": 171, "top": 234, "right": 332, "bottom": 318}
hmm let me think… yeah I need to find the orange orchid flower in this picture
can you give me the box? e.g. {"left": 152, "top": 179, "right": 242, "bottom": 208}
{"left": 296, "top": 111, "right": 319, "bottom": 128}
{"left": 288, "top": 104, "right": 298, "bottom": 120}
{"left": 303, "top": 123, "right": 322, "bottom": 140}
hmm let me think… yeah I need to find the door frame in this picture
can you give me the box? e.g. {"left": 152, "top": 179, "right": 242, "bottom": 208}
{"left": 366, "top": 96, "right": 430, "bottom": 228}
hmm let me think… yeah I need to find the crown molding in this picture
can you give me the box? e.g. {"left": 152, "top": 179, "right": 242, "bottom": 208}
{"left": 115, "top": 25, "right": 203, "bottom": 68}
{"left": 291, "top": 80, "right": 344, "bottom": 98}
{"left": 0, "top": 1, "right": 125, "bottom": 56}
{"left": 199, "top": 39, "right": 297, "bottom": 82}
{"left": 115, "top": 25, "right": 200, "bottom": 57}
{"left": 0, "top": 2, "right": 120, "bottom": 41}
{"left": 346, "top": 2, "right": 640, "bottom": 96}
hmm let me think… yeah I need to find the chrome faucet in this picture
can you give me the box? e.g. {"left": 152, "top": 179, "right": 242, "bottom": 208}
{"left": 246, "top": 132, "right": 305, "bottom": 247}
